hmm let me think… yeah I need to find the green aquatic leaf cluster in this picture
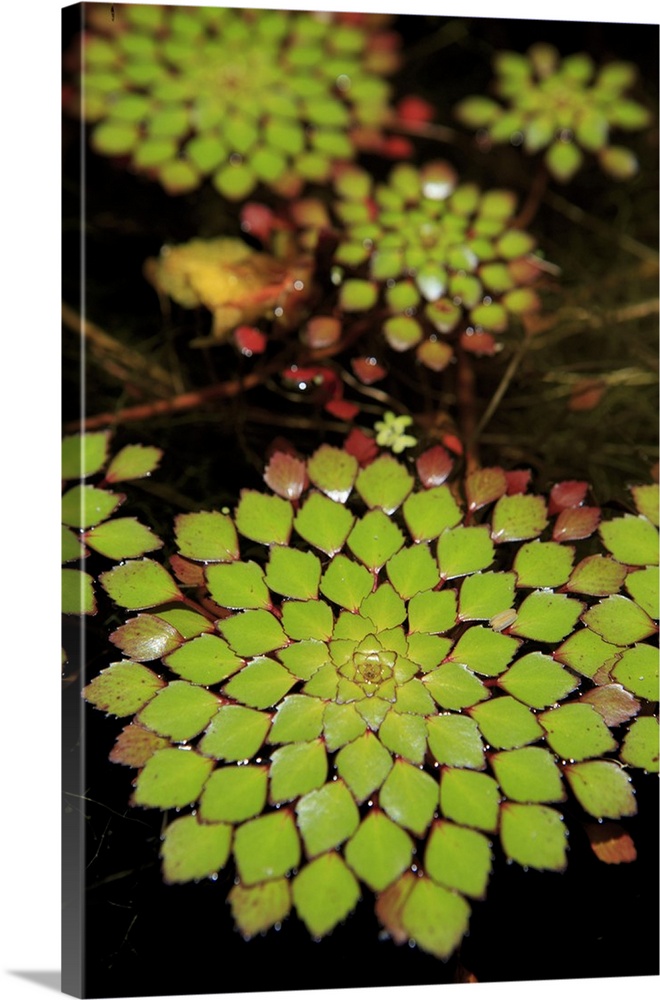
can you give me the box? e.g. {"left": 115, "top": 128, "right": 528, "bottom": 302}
{"left": 62, "top": 431, "right": 163, "bottom": 615}
{"left": 314, "top": 161, "right": 541, "bottom": 370}
{"left": 455, "top": 43, "right": 652, "bottom": 182}
{"left": 75, "top": 3, "right": 397, "bottom": 197}
{"left": 82, "top": 442, "right": 659, "bottom": 959}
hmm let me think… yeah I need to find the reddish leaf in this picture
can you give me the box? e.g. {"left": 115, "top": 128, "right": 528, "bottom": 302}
{"left": 240, "top": 202, "right": 277, "bottom": 244}
{"left": 344, "top": 427, "right": 379, "bottom": 467}
{"left": 549, "top": 480, "right": 589, "bottom": 514}
{"left": 396, "top": 95, "right": 435, "bottom": 124}
{"left": 585, "top": 822, "right": 637, "bottom": 864}
{"left": 263, "top": 451, "right": 308, "bottom": 501}
{"left": 442, "top": 434, "right": 464, "bottom": 457}
{"left": 460, "top": 330, "right": 499, "bottom": 356}
{"left": 509, "top": 257, "right": 545, "bottom": 286}
{"left": 416, "top": 446, "right": 454, "bottom": 488}
{"left": 169, "top": 554, "right": 206, "bottom": 586}
{"left": 569, "top": 378, "right": 606, "bottom": 412}
{"left": 579, "top": 684, "right": 640, "bottom": 727}
{"left": 378, "top": 135, "right": 415, "bottom": 159}
{"left": 351, "top": 356, "right": 388, "bottom": 384}
{"left": 553, "top": 506, "right": 601, "bottom": 542}
{"left": 505, "top": 470, "right": 532, "bottom": 495}
{"left": 466, "top": 467, "right": 507, "bottom": 512}
{"left": 325, "top": 398, "right": 360, "bottom": 421}
{"left": 109, "top": 723, "right": 169, "bottom": 768}
{"left": 234, "top": 326, "right": 267, "bottom": 356}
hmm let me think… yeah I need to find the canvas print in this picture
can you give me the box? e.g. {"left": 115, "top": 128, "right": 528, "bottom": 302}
{"left": 62, "top": 3, "right": 659, "bottom": 998}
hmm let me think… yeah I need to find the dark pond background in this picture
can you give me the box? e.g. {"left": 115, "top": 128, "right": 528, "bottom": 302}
{"left": 62, "top": 5, "right": 659, "bottom": 997}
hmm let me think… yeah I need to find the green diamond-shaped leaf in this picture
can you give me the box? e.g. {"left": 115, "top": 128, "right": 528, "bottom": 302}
{"left": 293, "top": 852, "right": 361, "bottom": 938}
{"left": 631, "top": 484, "right": 659, "bottom": 525}
{"left": 233, "top": 810, "right": 301, "bottom": 886}
{"left": 498, "top": 652, "right": 579, "bottom": 708}
{"left": 199, "top": 704, "right": 271, "bottom": 762}
{"left": 448, "top": 625, "right": 520, "bottom": 676}
{"left": 423, "top": 662, "right": 490, "bottom": 711}
{"left": 62, "top": 431, "right": 110, "bottom": 480}
{"left": 437, "top": 526, "right": 495, "bottom": 579}
{"left": 199, "top": 765, "right": 268, "bottom": 823}
{"left": 626, "top": 567, "right": 659, "bottom": 619}
{"left": 402, "top": 487, "right": 463, "bottom": 543}
{"left": 378, "top": 711, "right": 428, "bottom": 764}
{"left": 105, "top": 443, "right": 163, "bottom": 482}
{"left": 565, "top": 555, "right": 628, "bottom": 597}
{"left": 223, "top": 656, "right": 296, "bottom": 709}
{"left": 235, "top": 491, "right": 294, "bottom": 546}
{"left": 269, "top": 739, "right": 327, "bottom": 803}
{"left": 499, "top": 803, "right": 567, "bottom": 870}
{"left": 268, "top": 695, "right": 326, "bottom": 744}
{"left": 398, "top": 877, "right": 471, "bottom": 961}
{"left": 553, "top": 627, "right": 621, "bottom": 678}
{"left": 407, "top": 589, "right": 457, "bottom": 635}
{"left": 84, "top": 517, "right": 163, "bottom": 560}
{"left": 219, "top": 610, "right": 289, "bottom": 656}
{"left": 513, "top": 540, "right": 574, "bottom": 589}
{"left": 62, "top": 484, "right": 122, "bottom": 529}
{"left": 264, "top": 546, "right": 321, "bottom": 600}
{"left": 296, "top": 780, "right": 360, "bottom": 857}
{"left": 280, "top": 600, "right": 334, "bottom": 642}
{"left": 440, "top": 768, "right": 500, "bottom": 832}
{"left": 322, "top": 702, "right": 368, "bottom": 751}
{"left": 360, "top": 584, "right": 406, "bottom": 632}
{"left": 511, "top": 590, "right": 584, "bottom": 642}
{"left": 611, "top": 643, "right": 659, "bottom": 701}
{"left": 62, "top": 568, "right": 96, "bottom": 616}
{"left": 229, "top": 879, "right": 291, "bottom": 939}
{"left": 620, "top": 716, "right": 659, "bottom": 772}
{"left": 564, "top": 761, "right": 637, "bottom": 819}
{"left": 294, "top": 492, "right": 355, "bottom": 556}
{"left": 387, "top": 544, "right": 440, "bottom": 600}
{"left": 163, "top": 633, "right": 243, "bottom": 685}
{"left": 100, "top": 559, "right": 182, "bottom": 610}
{"left": 345, "top": 810, "right": 414, "bottom": 892}
{"left": 424, "top": 821, "right": 492, "bottom": 898}
{"left": 133, "top": 747, "right": 214, "bottom": 809}
{"left": 160, "top": 814, "right": 231, "bottom": 884}
{"left": 459, "top": 572, "right": 516, "bottom": 621}
{"left": 545, "top": 139, "right": 583, "bottom": 182}
{"left": 335, "top": 731, "right": 393, "bottom": 802}
{"left": 469, "top": 695, "right": 543, "bottom": 749}
{"left": 582, "top": 595, "right": 656, "bottom": 645}
{"left": 320, "top": 554, "right": 374, "bottom": 611}
{"left": 600, "top": 514, "right": 659, "bottom": 566}
{"left": 307, "top": 445, "right": 358, "bottom": 503}
{"left": 137, "top": 681, "right": 219, "bottom": 742}
{"left": 491, "top": 494, "right": 548, "bottom": 543}
{"left": 379, "top": 759, "right": 438, "bottom": 836}
{"left": 347, "top": 510, "right": 405, "bottom": 570}
{"left": 490, "top": 747, "right": 565, "bottom": 803}
{"left": 174, "top": 511, "right": 239, "bottom": 562}
{"left": 539, "top": 703, "right": 617, "bottom": 761}
{"left": 355, "top": 455, "right": 414, "bottom": 514}
{"left": 83, "top": 660, "right": 165, "bottom": 717}
{"left": 426, "top": 715, "right": 485, "bottom": 769}
{"left": 278, "top": 638, "right": 330, "bottom": 678}
{"left": 206, "top": 561, "right": 271, "bottom": 610}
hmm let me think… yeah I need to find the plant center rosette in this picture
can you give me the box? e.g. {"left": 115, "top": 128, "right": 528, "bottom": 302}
{"left": 68, "top": 3, "right": 399, "bottom": 197}
{"left": 289, "top": 161, "right": 542, "bottom": 373}
{"left": 84, "top": 444, "right": 659, "bottom": 959}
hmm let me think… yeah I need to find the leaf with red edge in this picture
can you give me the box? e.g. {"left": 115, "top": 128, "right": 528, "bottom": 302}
{"left": 553, "top": 506, "right": 601, "bottom": 542}
{"left": 234, "top": 326, "right": 267, "bottom": 356}
{"left": 344, "top": 428, "right": 379, "bottom": 467}
{"left": 568, "top": 378, "right": 606, "bottom": 412}
{"left": 416, "top": 446, "right": 453, "bottom": 488}
{"left": 505, "top": 470, "right": 532, "bottom": 495}
{"left": 109, "top": 723, "right": 170, "bottom": 768}
{"left": 416, "top": 339, "right": 453, "bottom": 372}
{"left": 351, "top": 357, "right": 387, "bottom": 384}
{"left": 585, "top": 822, "right": 637, "bottom": 864}
{"left": 466, "top": 468, "right": 507, "bottom": 512}
{"left": 264, "top": 452, "right": 308, "bottom": 501}
{"left": 549, "top": 481, "right": 589, "bottom": 515}
{"left": 169, "top": 554, "right": 206, "bottom": 587}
